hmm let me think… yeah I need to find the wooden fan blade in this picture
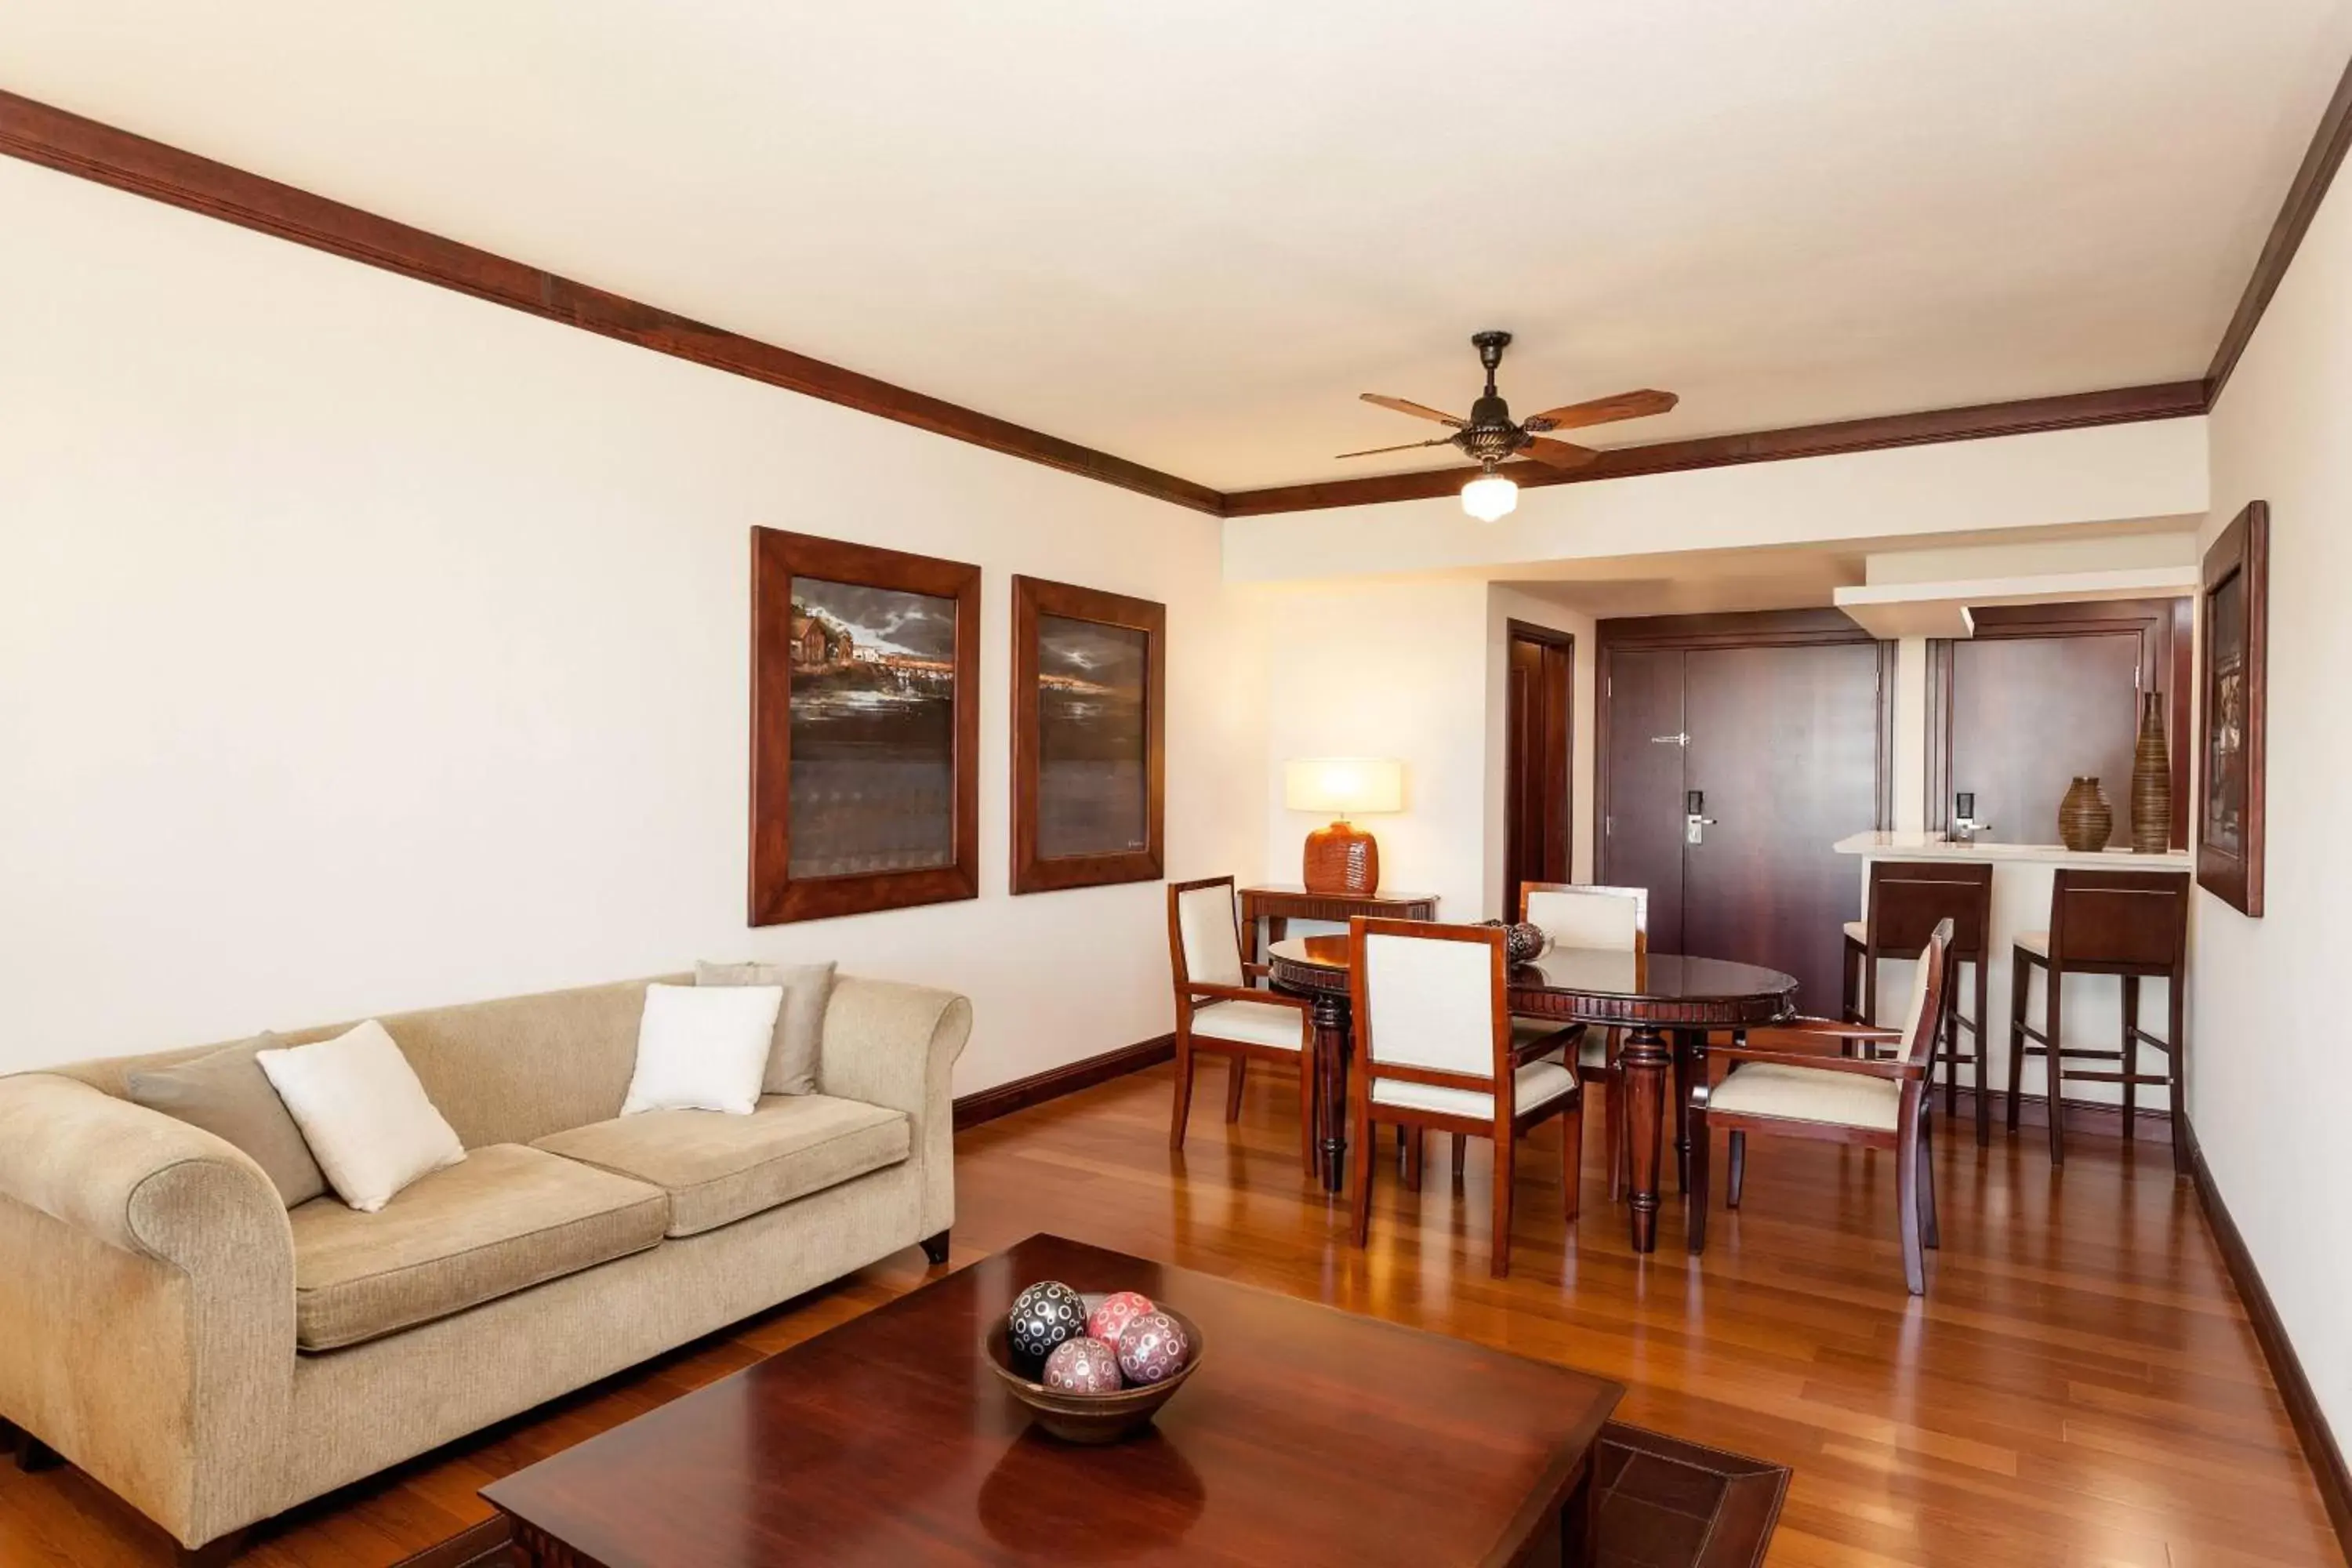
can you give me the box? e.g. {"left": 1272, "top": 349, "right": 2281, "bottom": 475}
{"left": 1523, "top": 389, "right": 1679, "bottom": 431}
{"left": 1360, "top": 394, "right": 1468, "bottom": 427}
{"left": 1520, "top": 436, "right": 1599, "bottom": 470}
{"left": 1335, "top": 437, "right": 1457, "bottom": 459}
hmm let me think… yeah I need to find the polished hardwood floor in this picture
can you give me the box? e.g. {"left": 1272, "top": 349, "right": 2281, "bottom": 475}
{"left": 1, "top": 1058, "right": 2339, "bottom": 1566}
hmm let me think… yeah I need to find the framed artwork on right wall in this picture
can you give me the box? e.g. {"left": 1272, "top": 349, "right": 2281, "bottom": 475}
{"left": 2197, "top": 499, "right": 2268, "bottom": 916}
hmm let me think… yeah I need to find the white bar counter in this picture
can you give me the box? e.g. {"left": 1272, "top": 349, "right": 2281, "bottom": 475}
{"left": 1833, "top": 831, "right": 2188, "bottom": 1116}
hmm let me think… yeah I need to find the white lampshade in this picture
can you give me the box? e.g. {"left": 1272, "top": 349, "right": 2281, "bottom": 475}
{"left": 1461, "top": 471, "right": 1518, "bottom": 522}
{"left": 1283, "top": 757, "right": 1404, "bottom": 817}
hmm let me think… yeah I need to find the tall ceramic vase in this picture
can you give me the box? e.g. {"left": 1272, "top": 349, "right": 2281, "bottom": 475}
{"left": 2129, "top": 691, "right": 2172, "bottom": 854}
{"left": 2058, "top": 776, "right": 2113, "bottom": 852}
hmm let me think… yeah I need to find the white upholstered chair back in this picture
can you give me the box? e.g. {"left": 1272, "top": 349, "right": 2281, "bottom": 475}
{"left": 1173, "top": 881, "right": 1244, "bottom": 988}
{"left": 1523, "top": 884, "right": 1646, "bottom": 952}
{"left": 1359, "top": 930, "right": 1499, "bottom": 1081}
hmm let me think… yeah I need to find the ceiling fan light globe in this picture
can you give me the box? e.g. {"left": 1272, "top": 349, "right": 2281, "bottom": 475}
{"left": 1461, "top": 472, "right": 1518, "bottom": 522}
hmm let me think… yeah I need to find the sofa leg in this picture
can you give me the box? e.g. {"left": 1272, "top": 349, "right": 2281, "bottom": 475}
{"left": 176, "top": 1528, "right": 251, "bottom": 1567}
{"left": 18, "top": 1435, "right": 62, "bottom": 1472}
{"left": 0, "top": 1416, "right": 20, "bottom": 1457}
{"left": 919, "top": 1229, "right": 951, "bottom": 1267}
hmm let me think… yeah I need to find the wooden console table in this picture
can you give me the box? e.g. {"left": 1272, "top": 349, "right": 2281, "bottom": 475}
{"left": 1238, "top": 884, "right": 1438, "bottom": 967}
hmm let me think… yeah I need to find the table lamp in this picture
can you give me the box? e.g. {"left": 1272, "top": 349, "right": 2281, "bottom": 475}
{"left": 1283, "top": 758, "right": 1404, "bottom": 896}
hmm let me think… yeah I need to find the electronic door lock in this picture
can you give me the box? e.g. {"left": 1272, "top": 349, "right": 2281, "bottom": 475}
{"left": 1684, "top": 789, "right": 1717, "bottom": 845}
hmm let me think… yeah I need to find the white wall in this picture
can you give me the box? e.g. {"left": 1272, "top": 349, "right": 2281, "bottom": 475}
{"left": 2192, "top": 162, "right": 2352, "bottom": 1439}
{"left": 1225, "top": 417, "right": 2210, "bottom": 584}
{"left": 0, "top": 157, "right": 1265, "bottom": 1091}
{"left": 1254, "top": 577, "right": 1593, "bottom": 927}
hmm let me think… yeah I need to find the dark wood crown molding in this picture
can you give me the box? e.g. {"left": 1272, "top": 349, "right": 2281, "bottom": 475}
{"left": 2207, "top": 51, "right": 2352, "bottom": 400}
{"left": 0, "top": 89, "right": 1223, "bottom": 515}
{"left": 1221, "top": 381, "right": 2209, "bottom": 517}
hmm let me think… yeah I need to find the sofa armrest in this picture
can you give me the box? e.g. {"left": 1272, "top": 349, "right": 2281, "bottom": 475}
{"left": 815, "top": 978, "right": 972, "bottom": 1240}
{"left": 0, "top": 1073, "right": 296, "bottom": 1548}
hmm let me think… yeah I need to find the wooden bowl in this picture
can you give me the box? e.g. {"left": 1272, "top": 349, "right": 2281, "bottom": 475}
{"left": 983, "top": 1305, "right": 1203, "bottom": 1445}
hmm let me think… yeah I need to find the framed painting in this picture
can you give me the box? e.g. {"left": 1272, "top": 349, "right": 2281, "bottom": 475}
{"left": 750, "top": 528, "right": 979, "bottom": 924}
{"left": 2196, "top": 500, "right": 2268, "bottom": 916}
{"left": 1010, "top": 575, "right": 1166, "bottom": 894}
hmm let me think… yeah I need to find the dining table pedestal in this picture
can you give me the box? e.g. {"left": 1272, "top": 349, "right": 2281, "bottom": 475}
{"left": 1269, "top": 935, "right": 1797, "bottom": 1251}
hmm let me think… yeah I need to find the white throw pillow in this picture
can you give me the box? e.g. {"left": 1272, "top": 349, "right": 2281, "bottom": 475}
{"left": 256, "top": 1021, "right": 466, "bottom": 1213}
{"left": 622, "top": 983, "right": 784, "bottom": 1117}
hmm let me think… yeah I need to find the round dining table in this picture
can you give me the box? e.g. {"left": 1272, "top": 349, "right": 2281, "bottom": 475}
{"left": 1265, "top": 935, "right": 1798, "bottom": 1254}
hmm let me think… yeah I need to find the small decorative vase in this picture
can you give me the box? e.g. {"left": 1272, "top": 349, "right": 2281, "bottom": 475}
{"left": 2129, "top": 691, "right": 2172, "bottom": 854}
{"left": 2058, "top": 776, "right": 2114, "bottom": 852}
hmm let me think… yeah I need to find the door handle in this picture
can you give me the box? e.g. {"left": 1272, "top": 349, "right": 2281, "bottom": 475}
{"left": 1650, "top": 731, "right": 1690, "bottom": 746}
{"left": 1685, "top": 789, "right": 1717, "bottom": 845}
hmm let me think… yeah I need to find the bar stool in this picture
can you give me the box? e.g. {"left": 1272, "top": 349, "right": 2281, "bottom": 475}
{"left": 2005, "top": 869, "right": 2190, "bottom": 1170}
{"left": 1841, "top": 862, "right": 1994, "bottom": 1142}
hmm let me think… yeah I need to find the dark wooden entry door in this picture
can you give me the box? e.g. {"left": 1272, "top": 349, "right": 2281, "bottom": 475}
{"left": 1682, "top": 643, "right": 1884, "bottom": 1008}
{"left": 1600, "top": 616, "right": 1886, "bottom": 1014}
{"left": 1503, "top": 625, "right": 1574, "bottom": 918}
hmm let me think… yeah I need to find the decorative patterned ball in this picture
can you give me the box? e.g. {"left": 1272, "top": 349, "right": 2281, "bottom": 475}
{"left": 1041, "top": 1335, "right": 1123, "bottom": 1394}
{"left": 1087, "top": 1290, "right": 1156, "bottom": 1346}
{"left": 1007, "top": 1279, "right": 1087, "bottom": 1365}
{"left": 1116, "top": 1310, "right": 1189, "bottom": 1387}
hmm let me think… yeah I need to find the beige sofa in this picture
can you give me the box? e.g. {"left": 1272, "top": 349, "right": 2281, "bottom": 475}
{"left": 0, "top": 971, "right": 970, "bottom": 1561}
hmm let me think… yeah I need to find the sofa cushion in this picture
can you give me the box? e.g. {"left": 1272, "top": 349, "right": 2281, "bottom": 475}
{"left": 532, "top": 1094, "right": 910, "bottom": 1238}
{"left": 125, "top": 1032, "right": 328, "bottom": 1207}
{"left": 289, "top": 1143, "right": 668, "bottom": 1351}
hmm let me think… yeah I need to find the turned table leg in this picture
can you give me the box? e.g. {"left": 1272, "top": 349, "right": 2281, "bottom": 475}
{"left": 1309, "top": 991, "right": 1351, "bottom": 1194}
{"left": 1620, "top": 1024, "right": 1671, "bottom": 1253}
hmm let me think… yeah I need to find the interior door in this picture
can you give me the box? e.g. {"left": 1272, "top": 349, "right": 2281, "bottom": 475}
{"left": 1682, "top": 642, "right": 1882, "bottom": 1011}
{"left": 1503, "top": 630, "right": 1573, "bottom": 918}
{"left": 1599, "top": 647, "right": 1688, "bottom": 951}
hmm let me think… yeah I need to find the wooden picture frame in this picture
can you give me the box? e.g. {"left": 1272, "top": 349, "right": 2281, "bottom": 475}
{"left": 2196, "top": 500, "right": 2268, "bottom": 916}
{"left": 1010, "top": 575, "right": 1166, "bottom": 895}
{"left": 750, "top": 528, "right": 980, "bottom": 924}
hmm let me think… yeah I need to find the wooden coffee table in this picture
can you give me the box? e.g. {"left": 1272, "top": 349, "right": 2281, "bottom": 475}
{"left": 484, "top": 1233, "right": 1623, "bottom": 1566}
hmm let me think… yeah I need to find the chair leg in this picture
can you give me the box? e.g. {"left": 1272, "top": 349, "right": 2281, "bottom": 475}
{"left": 1919, "top": 1101, "right": 1940, "bottom": 1250}
{"left": 2120, "top": 976, "right": 2139, "bottom": 1145}
{"left": 1403, "top": 1128, "right": 1425, "bottom": 1191}
{"left": 2045, "top": 966, "right": 2066, "bottom": 1167}
{"left": 1686, "top": 1101, "right": 1710, "bottom": 1255}
{"left": 1941, "top": 989, "right": 1960, "bottom": 1120}
{"left": 1606, "top": 1058, "right": 1627, "bottom": 1202}
{"left": 1842, "top": 937, "right": 1861, "bottom": 1023}
{"left": 1490, "top": 1134, "right": 1515, "bottom": 1279}
{"left": 2169, "top": 966, "right": 2190, "bottom": 1174}
{"left": 1727, "top": 1131, "right": 1745, "bottom": 1209}
{"left": 1451, "top": 1131, "right": 1468, "bottom": 1179}
{"left": 1974, "top": 954, "right": 1991, "bottom": 1147}
{"left": 1225, "top": 1055, "right": 1247, "bottom": 1123}
{"left": 1348, "top": 1106, "right": 1375, "bottom": 1247}
{"left": 1561, "top": 1100, "right": 1584, "bottom": 1222}
{"left": 1896, "top": 1110, "right": 1926, "bottom": 1296}
{"left": 1298, "top": 1062, "right": 1318, "bottom": 1175}
{"left": 1168, "top": 1037, "right": 1196, "bottom": 1152}
{"left": 2005, "top": 952, "right": 2028, "bottom": 1133}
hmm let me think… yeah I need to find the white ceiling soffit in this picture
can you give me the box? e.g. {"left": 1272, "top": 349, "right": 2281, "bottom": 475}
{"left": 1835, "top": 565, "right": 2198, "bottom": 638}
{"left": 3, "top": 3, "right": 2350, "bottom": 490}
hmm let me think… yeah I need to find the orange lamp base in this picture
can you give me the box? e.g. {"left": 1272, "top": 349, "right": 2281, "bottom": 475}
{"left": 1302, "top": 819, "right": 1379, "bottom": 896}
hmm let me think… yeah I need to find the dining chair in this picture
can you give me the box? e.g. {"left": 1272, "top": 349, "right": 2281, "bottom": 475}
{"left": 1512, "top": 883, "right": 1646, "bottom": 1199}
{"left": 1689, "top": 919, "right": 1952, "bottom": 1294}
{"left": 1346, "top": 917, "right": 1584, "bottom": 1278}
{"left": 1166, "top": 875, "right": 1317, "bottom": 1173}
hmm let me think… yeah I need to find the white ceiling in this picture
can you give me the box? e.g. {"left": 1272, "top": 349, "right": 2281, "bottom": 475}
{"left": 5, "top": 2, "right": 2350, "bottom": 491}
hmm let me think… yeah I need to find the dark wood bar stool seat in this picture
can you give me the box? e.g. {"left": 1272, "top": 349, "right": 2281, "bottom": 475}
{"left": 2005, "top": 868, "right": 2190, "bottom": 1170}
{"left": 1841, "top": 862, "right": 1994, "bottom": 1142}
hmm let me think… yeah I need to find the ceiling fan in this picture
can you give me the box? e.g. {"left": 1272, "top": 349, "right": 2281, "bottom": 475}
{"left": 1341, "top": 331, "right": 1678, "bottom": 520}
